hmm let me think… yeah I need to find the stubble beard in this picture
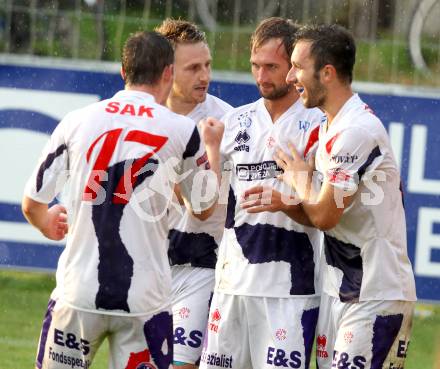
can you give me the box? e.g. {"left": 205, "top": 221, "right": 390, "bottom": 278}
{"left": 303, "top": 82, "right": 326, "bottom": 109}
{"left": 258, "top": 83, "right": 291, "bottom": 100}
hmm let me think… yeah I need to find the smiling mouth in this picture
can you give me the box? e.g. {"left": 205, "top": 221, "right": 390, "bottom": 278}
{"left": 195, "top": 86, "right": 208, "bottom": 91}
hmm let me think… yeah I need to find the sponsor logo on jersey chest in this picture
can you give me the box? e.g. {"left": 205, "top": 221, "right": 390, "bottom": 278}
{"left": 298, "top": 120, "right": 311, "bottom": 131}
{"left": 234, "top": 130, "right": 250, "bottom": 152}
{"left": 330, "top": 153, "right": 359, "bottom": 164}
{"left": 236, "top": 161, "right": 282, "bottom": 181}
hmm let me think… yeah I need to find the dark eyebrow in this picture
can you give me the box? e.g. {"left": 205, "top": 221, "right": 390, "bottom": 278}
{"left": 185, "top": 62, "right": 201, "bottom": 68}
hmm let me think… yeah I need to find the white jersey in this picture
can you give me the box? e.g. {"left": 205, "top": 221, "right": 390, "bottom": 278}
{"left": 168, "top": 94, "right": 233, "bottom": 268}
{"left": 25, "top": 90, "right": 214, "bottom": 316}
{"left": 216, "top": 98, "right": 324, "bottom": 298}
{"left": 315, "top": 93, "right": 416, "bottom": 303}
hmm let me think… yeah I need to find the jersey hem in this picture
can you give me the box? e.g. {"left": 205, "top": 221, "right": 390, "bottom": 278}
{"left": 214, "top": 289, "right": 321, "bottom": 299}
{"left": 322, "top": 291, "right": 417, "bottom": 303}
{"left": 60, "top": 299, "right": 172, "bottom": 317}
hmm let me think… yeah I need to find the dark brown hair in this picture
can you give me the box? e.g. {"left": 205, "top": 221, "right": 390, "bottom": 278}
{"left": 121, "top": 31, "right": 174, "bottom": 86}
{"left": 250, "top": 17, "right": 300, "bottom": 60}
{"left": 294, "top": 24, "right": 356, "bottom": 83}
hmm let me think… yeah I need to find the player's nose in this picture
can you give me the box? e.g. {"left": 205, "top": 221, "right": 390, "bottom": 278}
{"left": 199, "top": 66, "right": 210, "bottom": 84}
{"left": 256, "top": 68, "right": 268, "bottom": 85}
{"left": 286, "top": 65, "right": 297, "bottom": 85}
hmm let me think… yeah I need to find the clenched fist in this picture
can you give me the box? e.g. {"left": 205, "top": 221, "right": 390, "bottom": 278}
{"left": 199, "top": 117, "right": 224, "bottom": 147}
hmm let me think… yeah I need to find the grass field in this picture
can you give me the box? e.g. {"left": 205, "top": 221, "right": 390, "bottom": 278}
{"left": 0, "top": 269, "right": 439, "bottom": 369}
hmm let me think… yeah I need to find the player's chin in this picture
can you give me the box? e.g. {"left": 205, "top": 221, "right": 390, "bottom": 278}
{"left": 302, "top": 96, "right": 317, "bottom": 109}
{"left": 193, "top": 91, "right": 207, "bottom": 103}
{"left": 258, "top": 86, "right": 273, "bottom": 97}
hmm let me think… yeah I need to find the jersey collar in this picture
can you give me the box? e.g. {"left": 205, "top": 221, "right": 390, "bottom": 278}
{"left": 327, "top": 93, "right": 362, "bottom": 131}
{"left": 256, "top": 97, "right": 303, "bottom": 126}
{"left": 112, "top": 90, "right": 156, "bottom": 102}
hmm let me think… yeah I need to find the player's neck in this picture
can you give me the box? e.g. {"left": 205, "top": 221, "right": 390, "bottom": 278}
{"left": 264, "top": 90, "right": 299, "bottom": 123}
{"left": 167, "top": 94, "right": 197, "bottom": 116}
{"left": 323, "top": 85, "right": 353, "bottom": 126}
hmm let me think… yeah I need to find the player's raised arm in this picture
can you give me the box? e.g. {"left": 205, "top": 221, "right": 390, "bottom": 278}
{"left": 178, "top": 118, "right": 224, "bottom": 221}
{"left": 280, "top": 24, "right": 415, "bottom": 369}
{"left": 268, "top": 142, "right": 352, "bottom": 230}
{"left": 199, "top": 116, "right": 224, "bottom": 180}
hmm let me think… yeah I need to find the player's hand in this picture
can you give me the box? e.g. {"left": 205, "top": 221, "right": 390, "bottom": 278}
{"left": 40, "top": 204, "right": 68, "bottom": 241}
{"left": 240, "top": 186, "right": 299, "bottom": 213}
{"left": 200, "top": 117, "right": 224, "bottom": 147}
{"left": 274, "top": 142, "right": 314, "bottom": 191}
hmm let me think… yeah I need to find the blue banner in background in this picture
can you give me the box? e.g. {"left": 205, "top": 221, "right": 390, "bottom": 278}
{"left": 0, "top": 61, "right": 439, "bottom": 302}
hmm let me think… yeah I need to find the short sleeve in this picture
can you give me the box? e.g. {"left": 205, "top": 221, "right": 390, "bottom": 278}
{"left": 325, "top": 127, "right": 383, "bottom": 192}
{"left": 24, "top": 119, "right": 70, "bottom": 204}
{"left": 177, "top": 126, "right": 218, "bottom": 213}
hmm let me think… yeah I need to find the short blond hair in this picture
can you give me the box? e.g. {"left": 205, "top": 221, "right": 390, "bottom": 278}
{"left": 155, "top": 18, "right": 207, "bottom": 49}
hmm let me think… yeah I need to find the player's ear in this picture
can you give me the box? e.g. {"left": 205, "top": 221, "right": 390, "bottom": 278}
{"left": 162, "top": 64, "right": 174, "bottom": 84}
{"left": 120, "top": 67, "right": 126, "bottom": 82}
{"left": 321, "top": 64, "right": 336, "bottom": 83}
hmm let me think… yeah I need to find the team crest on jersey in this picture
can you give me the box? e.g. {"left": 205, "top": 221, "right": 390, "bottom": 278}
{"left": 275, "top": 328, "right": 287, "bottom": 341}
{"left": 316, "top": 335, "right": 329, "bottom": 358}
{"left": 327, "top": 168, "right": 352, "bottom": 184}
{"left": 208, "top": 308, "right": 221, "bottom": 333}
{"left": 238, "top": 112, "right": 252, "bottom": 128}
{"left": 125, "top": 349, "right": 156, "bottom": 369}
{"left": 179, "top": 307, "right": 190, "bottom": 319}
{"left": 234, "top": 130, "right": 250, "bottom": 152}
{"left": 266, "top": 136, "right": 276, "bottom": 148}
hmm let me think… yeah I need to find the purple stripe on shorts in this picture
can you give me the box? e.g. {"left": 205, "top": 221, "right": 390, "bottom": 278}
{"left": 371, "top": 313, "right": 403, "bottom": 369}
{"left": 144, "top": 311, "right": 173, "bottom": 369}
{"left": 301, "top": 307, "right": 319, "bottom": 369}
{"left": 36, "top": 298, "right": 56, "bottom": 369}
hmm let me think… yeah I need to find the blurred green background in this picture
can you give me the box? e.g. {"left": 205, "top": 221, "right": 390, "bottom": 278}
{"left": 1, "top": 0, "right": 439, "bottom": 87}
